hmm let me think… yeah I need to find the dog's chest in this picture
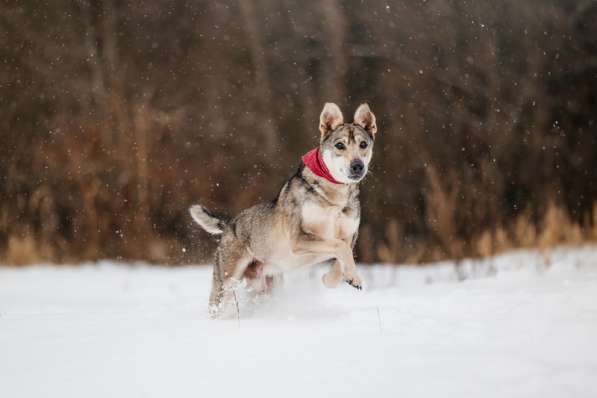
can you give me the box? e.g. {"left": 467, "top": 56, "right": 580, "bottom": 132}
{"left": 300, "top": 200, "right": 359, "bottom": 240}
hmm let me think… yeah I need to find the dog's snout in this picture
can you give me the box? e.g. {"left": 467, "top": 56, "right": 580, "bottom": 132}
{"left": 350, "top": 160, "right": 365, "bottom": 176}
{"left": 351, "top": 161, "right": 364, "bottom": 174}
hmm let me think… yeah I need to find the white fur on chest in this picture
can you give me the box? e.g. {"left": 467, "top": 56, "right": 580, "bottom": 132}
{"left": 262, "top": 201, "right": 360, "bottom": 274}
{"left": 301, "top": 200, "right": 359, "bottom": 241}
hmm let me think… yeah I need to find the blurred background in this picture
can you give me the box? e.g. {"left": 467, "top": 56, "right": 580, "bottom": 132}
{"left": 1, "top": 0, "right": 596, "bottom": 266}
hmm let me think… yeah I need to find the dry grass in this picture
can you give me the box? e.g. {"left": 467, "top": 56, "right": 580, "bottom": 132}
{"left": 6, "top": 234, "right": 43, "bottom": 266}
{"left": 365, "top": 199, "right": 596, "bottom": 266}
{"left": 2, "top": 192, "right": 595, "bottom": 266}
{"left": 473, "top": 201, "right": 591, "bottom": 262}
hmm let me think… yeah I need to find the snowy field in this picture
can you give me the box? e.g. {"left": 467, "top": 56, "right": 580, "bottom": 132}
{"left": 1, "top": 247, "right": 597, "bottom": 398}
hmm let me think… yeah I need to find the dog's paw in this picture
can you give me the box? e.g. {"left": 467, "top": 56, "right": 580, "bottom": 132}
{"left": 344, "top": 275, "right": 363, "bottom": 290}
{"left": 208, "top": 304, "right": 220, "bottom": 319}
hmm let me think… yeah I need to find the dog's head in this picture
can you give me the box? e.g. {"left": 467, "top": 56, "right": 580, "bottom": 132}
{"left": 318, "top": 103, "right": 377, "bottom": 184}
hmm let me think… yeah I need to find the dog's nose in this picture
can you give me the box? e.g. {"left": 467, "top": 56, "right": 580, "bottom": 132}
{"left": 350, "top": 160, "right": 364, "bottom": 175}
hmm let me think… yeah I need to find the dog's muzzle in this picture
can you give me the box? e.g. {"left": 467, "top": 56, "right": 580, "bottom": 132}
{"left": 349, "top": 159, "right": 365, "bottom": 180}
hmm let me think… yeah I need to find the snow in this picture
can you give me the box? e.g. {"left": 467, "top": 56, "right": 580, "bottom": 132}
{"left": 1, "top": 246, "right": 597, "bottom": 398}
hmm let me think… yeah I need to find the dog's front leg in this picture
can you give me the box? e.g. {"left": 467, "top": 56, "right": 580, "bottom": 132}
{"left": 322, "top": 233, "right": 356, "bottom": 288}
{"left": 322, "top": 260, "right": 343, "bottom": 288}
{"left": 293, "top": 238, "right": 362, "bottom": 290}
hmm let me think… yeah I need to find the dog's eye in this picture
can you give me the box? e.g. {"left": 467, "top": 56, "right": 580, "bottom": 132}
{"left": 360, "top": 141, "right": 368, "bottom": 149}
{"left": 335, "top": 142, "right": 346, "bottom": 150}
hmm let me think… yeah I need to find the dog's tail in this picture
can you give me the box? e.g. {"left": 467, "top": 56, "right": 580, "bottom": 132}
{"left": 189, "top": 204, "right": 228, "bottom": 235}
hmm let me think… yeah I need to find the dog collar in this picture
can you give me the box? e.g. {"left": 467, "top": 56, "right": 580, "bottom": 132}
{"left": 301, "top": 148, "right": 342, "bottom": 184}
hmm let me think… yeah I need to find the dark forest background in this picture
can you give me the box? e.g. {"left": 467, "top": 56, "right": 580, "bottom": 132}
{"left": 1, "top": 0, "right": 597, "bottom": 265}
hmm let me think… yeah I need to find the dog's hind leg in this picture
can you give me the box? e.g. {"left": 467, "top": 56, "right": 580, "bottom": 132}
{"left": 208, "top": 264, "right": 224, "bottom": 317}
{"left": 265, "top": 273, "right": 284, "bottom": 294}
{"left": 208, "top": 240, "right": 253, "bottom": 319}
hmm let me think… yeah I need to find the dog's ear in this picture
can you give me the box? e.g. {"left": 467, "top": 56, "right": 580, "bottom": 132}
{"left": 319, "top": 103, "right": 344, "bottom": 139}
{"left": 354, "top": 103, "right": 377, "bottom": 137}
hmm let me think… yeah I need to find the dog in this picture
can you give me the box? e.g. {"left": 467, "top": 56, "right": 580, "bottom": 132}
{"left": 190, "top": 103, "right": 377, "bottom": 318}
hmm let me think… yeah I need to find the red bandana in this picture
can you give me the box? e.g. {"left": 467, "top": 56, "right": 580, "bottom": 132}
{"left": 301, "top": 148, "right": 342, "bottom": 184}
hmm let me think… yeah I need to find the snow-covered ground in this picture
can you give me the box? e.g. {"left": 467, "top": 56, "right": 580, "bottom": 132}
{"left": 1, "top": 247, "right": 596, "bottom": 398}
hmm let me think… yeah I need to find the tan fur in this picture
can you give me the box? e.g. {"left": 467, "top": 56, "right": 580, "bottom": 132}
{"left": 190, "top": 103, "right": 378, "bottom": 318}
